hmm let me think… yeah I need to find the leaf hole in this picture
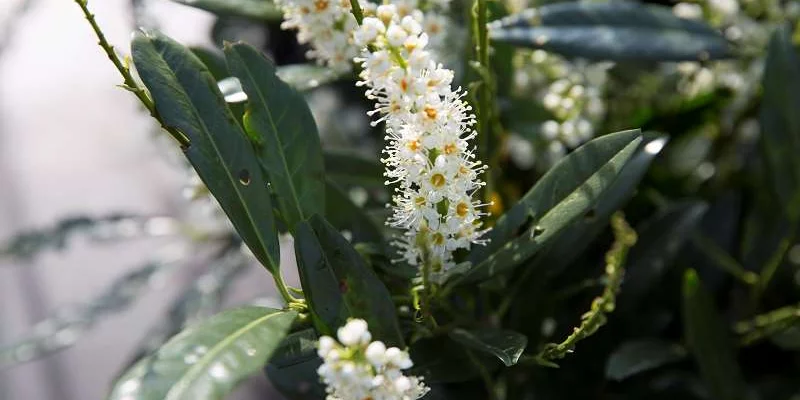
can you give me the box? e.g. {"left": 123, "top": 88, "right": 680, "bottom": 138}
{"left": 532, "top": 225, "right": 545, "bottom": 238}
{"left": 238, "top": 169, "right": 251, "bottom": 186}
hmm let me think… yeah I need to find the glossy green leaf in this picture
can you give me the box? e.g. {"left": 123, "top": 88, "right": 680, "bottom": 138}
{"left": 760, "top": 25, "right": 800, "bottom": 216}
{"left": 606, "top": 339, "right": 686, "bottom": 381}
{"left": 324, "top": 150, "right": 385, "bottom": 188}
{"left": 276, "top": 64, "right": 343, "bottom": 91}
{"left": 621, "top": 201, "right": 708, "bottom": 306}
{"left": 489, "top": 2, "right": 731, "bottom": 61}
{"left": 294, "top": 216, "right": 403, "bottom": 346}
{"left": 266, "top": 328, "right": 327, "bottom": 400}
{"left": 682, "top": 269, "right": 746, "bottom": 400}
{"left": 131, "top": 31, "right": 280, "bottom": 273}
{"left": 532, "top": 133, "right": 667, "bottom": 273}
{"left": 454, "top": 129, "right": 642, "bottom": 285}
{"left": 108, "top": 307, "right": 297, "bottom": 400}
{"left": 169, "top": 0, "right": 281, "bottom": 20}
{"left": 225, "top": 43, "right": 325, "bottom": 230}
{"left": 449, "top": 329, "right": 528, "bottom": 367}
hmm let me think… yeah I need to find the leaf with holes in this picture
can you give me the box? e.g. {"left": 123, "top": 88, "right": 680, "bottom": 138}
{"left": 294, "top": 215, "right": 403, "bottom": 346}
{"left": 169, "top": 0, "right": 281, "bottom": 20}
{"left": 225, "top": 43, "right": 325, "bottom": 230}
{"left": 449, "top": 329, "right": 528, "bottom": 367}
{"left": 760, "top": 25, "right": 800, "bottom": 217}
{"left": 453, "top": 130, "right": 642, "bottom": 285}
{"left": 108, "top": 307, "right": 296, "bottom": 400}
{"left": 606, "top": 339, "right": 686, "bottom": 381}
{"left": 489, "top": 2, "right": 730, "bottom": 61}
{"left": 532, "top": 133, "right": 668, "bottom": 274}
{"left": 682, "top": 269, "right": 746, "bottom": 400}
{"left": 132, "top": 31, "right": 280, "bottom": 273}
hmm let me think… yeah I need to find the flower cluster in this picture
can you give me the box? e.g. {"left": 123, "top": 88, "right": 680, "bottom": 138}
{"left": 508, "top": 50, "right": 608, "bottom": 169}
{"left": 353, "top": 5, "right": 489, "bottom": 273}
{"left": 317, "top": 319, "right": 429, "bottom": 400}
{"left": 276, "top": 0, "right": 453, "bottom": 74}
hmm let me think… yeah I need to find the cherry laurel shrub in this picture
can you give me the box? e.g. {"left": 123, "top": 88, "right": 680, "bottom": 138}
{"left": 2, "top": 0, "right": 799, "bottom": 399}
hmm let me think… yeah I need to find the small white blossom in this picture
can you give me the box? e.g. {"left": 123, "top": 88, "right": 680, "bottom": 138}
{"left": 317, "top": 319, "right": 429, "bottom": 400}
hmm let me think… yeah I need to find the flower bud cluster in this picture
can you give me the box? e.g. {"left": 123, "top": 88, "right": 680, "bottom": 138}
{"left": 508, "top": 50, "right": 608, "bottom": 169}
{"left": 276, "top": 0, "right": 453, "bottom": 73}
{"left": 317, "top": 319, "right": 429, "bottom": 400}
{"left": 353, "top": 4, "right": 489, "bottom": 273}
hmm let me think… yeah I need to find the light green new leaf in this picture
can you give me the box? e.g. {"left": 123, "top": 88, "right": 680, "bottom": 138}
{"left": 449, "top": 329, "right": 528, "bottom": 367}
{"left": 454, "top": 130, "right": 642, "bottom": 285}
{"left": 606, "top": 339, "right": 686, "bottom": 381}
{"left": 225, "top": 43, "right": 325, "bottom": 230}
{"left": 294, "top": 216, "right": 403, "bottom": 346}
{"left": 131, "top": 31, "right": 280, "bottom": 273}
{"left": 682, "top": 269, "right": 746, "bottom": 400}
{"left": 489, "top": 2, "right": 730, "bottom": 61}
{"left": 760, "top": 25, "right": 800, "bottom": 217}
{"left": 169, "top": 0, "right": 281, "bottom": 20}
{"left": 108, "top": 307, "right": 297, "bottom": 400}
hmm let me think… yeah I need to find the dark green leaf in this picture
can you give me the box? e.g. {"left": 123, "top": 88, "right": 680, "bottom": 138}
{"left": 409, "top": 336, "right": 489, "bottom": 383}
{"left": 169, "top": 0, "right": 281, "bottom": 20}
{"left": 682, "top": 269, "right": 746, "bottom": 400}
{"left": 532, "top": 133, "right": 668, "bottom": 273}
{"left": 131, "top": 31, "right": 280, "bottom": 273}
{"left": 324, "top": 150, "right": 386, "bottom": 188}
{"left": 294, "top": 216, "right": 403, "bottom": 346}
{"left": 489, "top": 2, "right": 730, "bottom": 61}
{"left": 606, "top": 339, "right": 686, "bottom": 381}
{"left": 759, "top": 25, "right": 800, "bottom": 216}
{"left": 265, "top": 329, "right": 327, "bottom": 400}
{"left": 108, "top": 307, "right": 297, "bottom": 400}
{"left": 449, "top": 329, "right": 528, "bottom": 366}
{"left": 325, "top": 180, "right": 384, "bottom": 245}
{"left": 622, "top": 201, "right": 708, "bottom": 306}
{"left": 454, "top": 129, "right": 642, "bottom": 284}
{"left": 225, "top": 43, "right": 325, "bottom": 230}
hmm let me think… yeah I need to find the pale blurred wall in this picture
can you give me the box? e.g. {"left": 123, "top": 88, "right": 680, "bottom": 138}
{"left": 0, "top": 1, "right": 283, "bottom": 399}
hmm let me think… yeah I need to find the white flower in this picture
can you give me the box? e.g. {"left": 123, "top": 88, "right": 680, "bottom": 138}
{"left": 317, "top": 319, "right": 429, "bottom": 400}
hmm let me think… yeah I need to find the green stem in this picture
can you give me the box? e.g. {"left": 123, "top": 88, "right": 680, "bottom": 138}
{"left": 472, "top": 0, "right": 494, "bottom": 205}
{"left": 735, "top": 302, "right": 800, "bottom": 345}
{"left": 536, "top": 213, "right": 637, "bottom": 362}
{"left": 73, "top": 0, "right": 189, "bottom": 148}
{"left": 691, "top": 234, "right": 759, "bottom": 286}
{"left": 752, "top": 224, "right": 796, "bottom": 304}
{"left": 273, "top": 273, "right": 299, "bottom": 304}
{"left": 349, "top": 0, "right": 364, "bottom": 24}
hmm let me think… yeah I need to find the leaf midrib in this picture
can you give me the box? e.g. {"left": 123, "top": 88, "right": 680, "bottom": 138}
{"left": 233, "top": 48, "right": 306, "bottom": 222}
{"left": 164, "top": 311, "right": 284, "bottom": 400}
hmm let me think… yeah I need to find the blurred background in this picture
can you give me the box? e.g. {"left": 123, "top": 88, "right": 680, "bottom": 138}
{"left": 0, "top": 1, "right": 289, "bottom": 399}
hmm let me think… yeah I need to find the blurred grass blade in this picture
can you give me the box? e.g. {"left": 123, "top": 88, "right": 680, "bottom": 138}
{"left": 225, "top": 43, "right": 325, "bottom": 230}
{"left": 489, "top": 2, "right": 731, "bottom": 61}
{"left": 454, "top": 130, "right": 642, "bottom": 285}
{"left": 449, "top": 329, "right": 527, "bottom": 366}
{"left": 682, "top": 269, "right": 746, "bottom": 400}
{"left": 108, "top": 307, "right": 297, "bottom": 400}
{"left": 132, "top": 31, "right": 280, "bottom": 273}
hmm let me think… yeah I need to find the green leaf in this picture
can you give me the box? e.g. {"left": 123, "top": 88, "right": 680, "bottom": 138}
{"left": 489, "top": 2, "right": 731, "bottom": 61}
{"left": 266, "top": 328, "right": 327, "bottom": 400}
{"left": 132, "top": 31, "right": 280, "bottom": 273}
{"left": 325, "top": 181, "right": 384, "bottom": 245}
{"left": 323, "top": 150, "right": 386, "bottom": 188}
{"left": 294, "top": 216, "right": 403, "bottom": 346}
{"left": 532, "top": 133, "right": 668, "bottom": 273}
{"left": 169, "top": 0, "right": 282, "bottom": 20}
{"left": 606, "top": 339, "right": 686, "bottom": 381}
{"left": 276, "top": 64, "right": 343, "bottom": 91}
{"left": 621, "top": 201, "right": 708, "bottom": 306}
{"left": 759, "top": 25, "right": 800, "bottom": 216}
{"left": 449, "top": 329, "right": 528, "bottom": 367}
{"left": 454, "top": 129, "right": 642, "bottom": 285}
{"left": 682, "top": 269, "right": 746, "bottom": 400}
{"left": 108, "top": 307, "right": 297, "bottom": 400}
{"left": 225, "top": 43, "right": 325, "bottom": 230}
